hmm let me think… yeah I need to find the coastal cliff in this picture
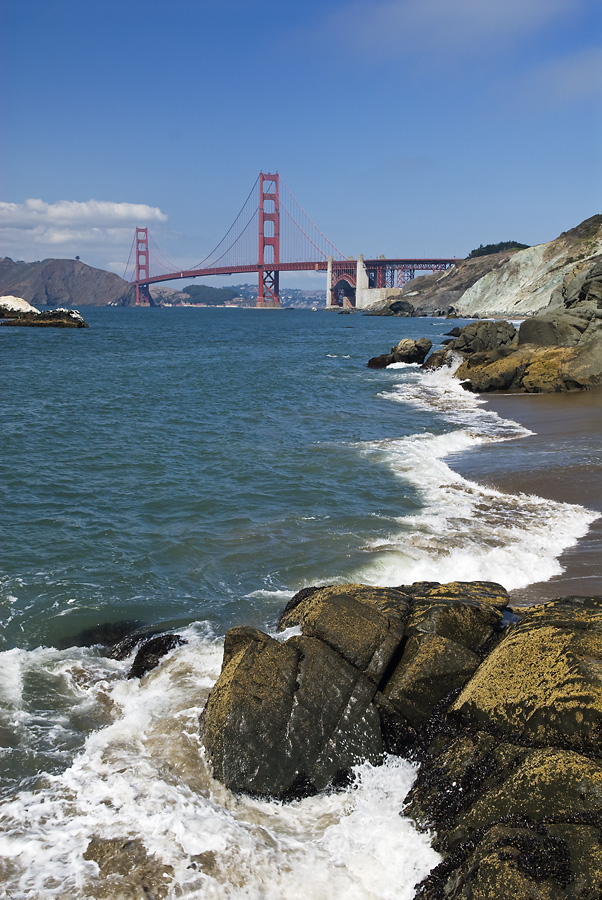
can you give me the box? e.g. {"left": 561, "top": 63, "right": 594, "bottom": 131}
{"left": 455, "top": 215, "right": 602, "bottom": 318}
{"left": 371, "top": 215, "right": 602, "bottom": 319}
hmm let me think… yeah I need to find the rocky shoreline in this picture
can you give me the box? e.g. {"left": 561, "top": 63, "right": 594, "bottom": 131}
{"left": 0, "top": 295, "right": 89, "bottom": 327}
{"left": 366, "top": 257, "right": 602, "bottom": 392}
{"left": 197, "top": 582, "right": 602, "bottom": 899}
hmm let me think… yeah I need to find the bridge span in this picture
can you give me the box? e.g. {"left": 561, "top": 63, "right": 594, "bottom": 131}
{"left": 127, "top": 172, "right": 457, "bottom": 308}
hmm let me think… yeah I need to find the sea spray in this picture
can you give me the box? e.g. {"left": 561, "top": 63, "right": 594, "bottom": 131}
{"left": 0, "top": 631, "right": 439, "bottom": 900}
{"left": 350, "top": 365, "right": 600, "bottom": 589}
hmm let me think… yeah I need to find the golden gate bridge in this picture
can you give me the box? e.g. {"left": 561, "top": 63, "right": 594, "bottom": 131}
{"left": 124, "top": 172, "right": 457, "bottom": 308}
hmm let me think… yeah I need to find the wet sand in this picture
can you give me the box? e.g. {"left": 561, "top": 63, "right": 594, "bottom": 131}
{"left": 453, "top": 388, "right": 602, "bottom": 605}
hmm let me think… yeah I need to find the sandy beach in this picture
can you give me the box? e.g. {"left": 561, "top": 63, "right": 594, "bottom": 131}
{"left": 453, "top": 388, "right": 602, "bottom": 605}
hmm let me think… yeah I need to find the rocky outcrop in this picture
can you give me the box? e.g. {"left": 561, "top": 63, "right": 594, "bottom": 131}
{"left": 0, "top": 294, "right": 39, "bottom": 317}
{"left": 201, "top": 584, "right": 602, "bottom": 900}
{"left": 368, "top": 337, "right": 433, "bottom": 368}
{"left": 201, "top": 581, "right": 507, "bottom": 798}
{"left": 3, "top": 307, "right": 89, "bottom": 327}
{"left": 0, "top": 257, "right": 136, "bottom": 307}
{"left": 419, "top": 257, "right": 602, "bottom": 391}
{"left": 364, "top": 298, "right": 418, "bottom": 317}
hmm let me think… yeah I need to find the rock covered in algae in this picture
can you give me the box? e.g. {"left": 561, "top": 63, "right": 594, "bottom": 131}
{"left": 201, "top": 623, "right": 383, "bottom": 798}
{"left": 451, "top": 596, "right": 602, "bottom": 752}
{"left": 201, "top": 581, "right": 509, "bottom": 799}
{"left": 201, "top": 586, "right": 602, "bottom": 897}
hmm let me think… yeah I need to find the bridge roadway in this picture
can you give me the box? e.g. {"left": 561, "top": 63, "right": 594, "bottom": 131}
{"left": 138, "top": 258, "right": 457, "bottom": 286}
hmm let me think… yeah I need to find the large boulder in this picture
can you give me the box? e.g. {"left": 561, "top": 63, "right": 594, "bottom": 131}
{"left": 201, "top": 581, "right": 509, "bottom": 798}
{"left": 453, "top": 320, "right": 517, "bottom": 355}
{"left": 451, "top": 596, "right": 602, "bottom": 752}
{"left": 201, "top": 624, "right": 384, "bottom": 798}
{"left": 278, "top": 583, "right": 409, "bottom": 681}
{"left": 368, "top": 337, "right": 433, "bottom": 368}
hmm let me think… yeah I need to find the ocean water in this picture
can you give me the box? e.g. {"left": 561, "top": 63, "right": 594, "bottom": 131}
{"left": 0, "top": 307, "right": 599, "bottom": 899}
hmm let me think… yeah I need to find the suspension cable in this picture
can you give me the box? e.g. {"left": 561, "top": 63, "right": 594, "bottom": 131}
{"left": 190, "top": 175, "right": 260, "bottom": 269}
{"left": 279, "top": 176, "right": 346, "bottom": 259}
{"left": 122, "top": 233, "right": 136, "bottom": 281}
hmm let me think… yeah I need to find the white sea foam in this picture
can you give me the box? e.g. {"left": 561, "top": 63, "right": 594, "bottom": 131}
{"left": 0, "top": 634, "right": 439, "bottom": 900}
{"left": 352, "top": 365, "right": 600, "bottom": 590}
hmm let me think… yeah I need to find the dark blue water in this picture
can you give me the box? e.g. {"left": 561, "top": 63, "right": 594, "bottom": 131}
{"left": 0, "top": 308, "right": 453, "bottom": 649}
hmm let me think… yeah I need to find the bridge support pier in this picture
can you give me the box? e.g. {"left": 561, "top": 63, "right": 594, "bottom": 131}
{"left": 325, "top": 256, "right": 334, "bottom": 308}
{"left": 258, "top": 267, "right": 280, "bottom": 307}
{"left": 135, "top": 283, "right": 153, "bottom": 307}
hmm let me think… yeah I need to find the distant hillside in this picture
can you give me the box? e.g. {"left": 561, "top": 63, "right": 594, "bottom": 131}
{"left": 182, "top": 284, "right": 239, "bottom": 305}
{"left": 0, "top": 258, "right": 135, "bottom": 307}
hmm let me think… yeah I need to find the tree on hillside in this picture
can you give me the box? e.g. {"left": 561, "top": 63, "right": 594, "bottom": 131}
{"left": 468, "top": 241, "right": 530, "bottom": 259}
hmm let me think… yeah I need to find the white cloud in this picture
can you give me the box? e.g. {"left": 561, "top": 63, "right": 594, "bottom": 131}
{"left": 0, "top": 199, "right": 168, "bottom": 266}
{"left": 0, "top": 198, "right": 167, "bottom": 230}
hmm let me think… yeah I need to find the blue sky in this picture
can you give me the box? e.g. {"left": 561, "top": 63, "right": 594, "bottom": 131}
{"left": 1, "top": 0, "right": 601, "bottom": 289}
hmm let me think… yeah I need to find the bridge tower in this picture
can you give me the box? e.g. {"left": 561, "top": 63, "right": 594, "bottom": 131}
{"left": 135, "top": 227, "right": 152, "bottom": 306}
{"left": 257, "top": 172, "right": 280, "bottom": 307}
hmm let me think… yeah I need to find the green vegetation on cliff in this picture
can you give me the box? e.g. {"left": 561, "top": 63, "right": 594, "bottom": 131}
{"left": 468, "top": 240, "right": 530, "bottom": 258}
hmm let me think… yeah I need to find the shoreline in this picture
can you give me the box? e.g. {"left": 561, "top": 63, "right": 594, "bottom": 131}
{"left": 453, "top": 387, "right": 602, "bottom": 605}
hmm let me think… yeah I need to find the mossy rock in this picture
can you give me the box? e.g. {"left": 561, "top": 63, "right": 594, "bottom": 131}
{"left": 278, "top": 583, "right": 410, "bottom": 682}
{"left": 418, "top": 824, "right": 574, "bottom": 900}
{"left": 405, "top": 731, "right": 503, "bottom": 837}
{"left": 451, "top": 599, "right": 602, "bottom": 751}
{"left": 409, "top": 581, "right": 510, "bottom": 611}
{"left": 406, "top": 599, "right": 503, "bottom": 654}
{"left": 410, "top": 737, "right": 602, "bottom": 899}
{"left": 202, "top": 627, "right": 383, "bottom": 798}
{"left": 383, "top": 634, "right": 482, "bottom": 728}
{"left": 444, "top": 747, "right": 602, "bottom": 849}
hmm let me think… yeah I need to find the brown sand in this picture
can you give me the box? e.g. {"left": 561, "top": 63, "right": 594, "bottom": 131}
{"left": 454, "top": 388, "right": 602, "bottom": 605}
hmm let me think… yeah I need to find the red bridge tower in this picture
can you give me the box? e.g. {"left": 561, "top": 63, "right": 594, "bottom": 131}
{"left": 257, "top": 172, "right": 280, "bottom": 307}
{"left": 135, "top": 228, "right": 153, "bottom": 306}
